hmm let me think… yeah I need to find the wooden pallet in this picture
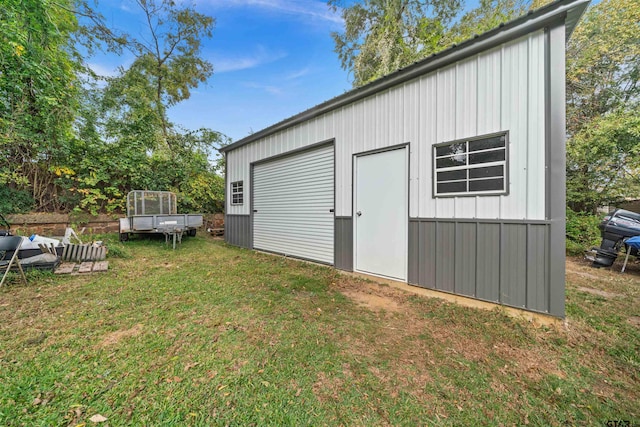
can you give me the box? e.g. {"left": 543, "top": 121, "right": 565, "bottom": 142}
{"left": 54, "top": 261, "right": 109, "bottom": 275}
{"left": 61, "top": 244, "right": 107, "bottom": 262}
{"left": 208, "top": 228, "right": 225, "bottom": 236}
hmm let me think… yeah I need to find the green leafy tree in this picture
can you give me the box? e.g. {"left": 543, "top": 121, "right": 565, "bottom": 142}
{"left": 0, "top": 0, "right": 80, "bottom": 211}
{"left": 566, "top": 0, "right": 640, "bottom": 212}
{"left": 329, "top": 0, "right": 528, "bottom": 86}
{"left": 80, "top": 0, "right": 222, "bottom": 213}
{"left": 57, "top": 0, "right": 223, "bottom": 214}
{"left": 1, "top": 0, "right": 226, "bottom": 215}
{"left": 329, "top": 0, "right": 460, "bottom": 86}
{"left": 448, "top": 0, "right": 529, "bottom": 42}
{"left": 109, "top": 0, "right": 215, "bottom": 146}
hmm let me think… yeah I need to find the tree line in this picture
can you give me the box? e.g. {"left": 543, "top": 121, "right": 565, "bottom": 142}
{"left": 1, "top": 0, "right": 227, "bottom": 215}
{"left": 1, "top": 0, "right": 638, "bottom": 217}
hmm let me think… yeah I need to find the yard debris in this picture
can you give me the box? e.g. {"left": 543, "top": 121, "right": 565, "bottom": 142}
{"left": 78, "top": 262, "right": 93, "bottom": 273}
{"left": 89, "top": 414, "right": 108, "bottom": 423}
{"left": 54, "top": 261, "right": 108, "bottom": 275}
{"left": 207, "top": 227, "right": 224, "bottom": 237}
{"left": 61, "top": 227, "right": 83, "bottom": 245}
{"left": 61, "top": 243, "right": 107, "bottom": 262}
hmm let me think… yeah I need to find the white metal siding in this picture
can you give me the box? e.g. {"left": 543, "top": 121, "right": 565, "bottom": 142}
{"left": 226, "top": 30, "right": 547, "bottom": 221}
{"left": 253, "top": 145, "right": 334, "bottom": 264}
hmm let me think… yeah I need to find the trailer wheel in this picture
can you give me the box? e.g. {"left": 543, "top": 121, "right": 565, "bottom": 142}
{"left": 188, "top": 229, "right": 197, "bottom": 237}
{"left": 120, "top": 233, "right": 129, "bottom": 242}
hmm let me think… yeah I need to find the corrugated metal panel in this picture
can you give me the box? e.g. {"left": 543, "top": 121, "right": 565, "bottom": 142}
{"left": 527, "top": 224, "right": 549, "bottom": 312}
{"left": 225, "top": 215, "right": 252, "bottom": 249}
{"left": 253, "top": 144, "right": 334, "bottom": 264}
{"left": 454, "top": 60, "right": 478, "bottom": 219}
{"left": 405, "top": 82, "right": 420, "bottom": 219}
{"left": 435, "top": 66, "right": 456, "bottom": 219}
{"left": 476, "top": 223, "right": 501, "bottom": 301}
{"left": 335, "top": 217, "right": 353, "bottom": 271}
{"left": 435, "top": 222, "right": 455, "bottom": 292}
{"left": 500, "top": 224, "right": 527, "bottom": 307}
{"left": 548, "top": 23, "right": 567, "bottom": 318}
{"left": 408, "top": 219, "right": 552, "bottom": 315}
{"left": 225, "top": 30, "right": 547, "bottom": 221}
{"left": 455, "top": 222, "right": 477, "bottom": 297}
{"left": 408, "top": 220, "right": 420, "bottom": 284}
{"left": 419, "top": 75, "right": 438, "bottom": 218}
{"left": 527, "top": 33, "right": 546, "bottom": 220}
{"left": 420, "top": 221, "right": 437, "bottom": 289}
{"left": 501, "top": 38, "right": 529, "bottom": 219}
{"left": 475, "top": 46, "right": 503, "bottom": 219}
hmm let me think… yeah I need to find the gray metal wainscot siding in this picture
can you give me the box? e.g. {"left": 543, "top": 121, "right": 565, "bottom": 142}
{"left": 408, "top": 219, "right": 554, "bottom": 316}
{"left": 225, "top": 215, "right": 252, "bottom": 249}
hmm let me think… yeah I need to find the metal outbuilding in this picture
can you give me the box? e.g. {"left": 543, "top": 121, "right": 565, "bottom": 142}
{"left": 220, "top": 0, "right": 589, "bottom": 318}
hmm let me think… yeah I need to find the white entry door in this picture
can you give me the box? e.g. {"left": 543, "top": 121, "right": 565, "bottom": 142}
{"left": 354, "top": 147, "right": 408, "bottom": 280}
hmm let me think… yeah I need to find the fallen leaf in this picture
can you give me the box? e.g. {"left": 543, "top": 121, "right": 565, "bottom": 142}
{"left": 89, "top": 414, "right": 108, "bottom": 423}
{"left": 184, "top": 362, "right": 200, "bottom": 372}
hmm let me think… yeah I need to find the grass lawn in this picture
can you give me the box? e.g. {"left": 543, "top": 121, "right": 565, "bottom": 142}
{"left": 1, "top": 235, "right": 638, "bottom": 426}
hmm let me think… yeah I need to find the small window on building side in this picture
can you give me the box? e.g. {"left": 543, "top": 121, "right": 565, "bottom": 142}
{"left": 433, "top": 132, "right": 508, "bottom": 197}
{"left": 231, "top": 181, "right": 244, "bottom": 205}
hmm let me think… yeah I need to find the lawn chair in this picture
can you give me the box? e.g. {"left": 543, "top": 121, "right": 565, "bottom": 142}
{"left": 0, "top": 236, "right": 28, "bottom": 287}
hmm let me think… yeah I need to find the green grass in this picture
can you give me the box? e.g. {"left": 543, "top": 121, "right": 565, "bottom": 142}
{"left": 1, "top": 236, "right": 638, "bottom": 426}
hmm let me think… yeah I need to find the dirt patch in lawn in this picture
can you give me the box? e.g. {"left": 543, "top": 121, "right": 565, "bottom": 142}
{"left": 98, "top": 324, "right": 144, "bottom": 347}
{"left": 576, "top": 286, "right": 624, "bottom": 299}
{"left": 334, "top": 276, "right": 563, "bottom": 385}
{"left": 628, "top": 316, "right": 640, "bottom": 328}
{"left": 312, "top": 371, "right": 345, "bottom": 402}
{"left": 336, "top": 280, "right": 404, "bottom": 313}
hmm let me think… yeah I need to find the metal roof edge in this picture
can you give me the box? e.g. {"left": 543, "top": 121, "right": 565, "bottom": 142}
{"left": 220, "top": 0, "right": 589, "bottom": 154}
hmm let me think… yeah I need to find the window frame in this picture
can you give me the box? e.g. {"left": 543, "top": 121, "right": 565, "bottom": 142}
{"left": 231, "top": 180, "right": 244, "bottom": 205}
{"left": 432, "top": 131, "right": 509, "bottom": 198}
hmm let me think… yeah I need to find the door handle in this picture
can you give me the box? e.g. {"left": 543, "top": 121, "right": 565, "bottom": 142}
{"left": 356, "top": 211, "right": 362, "bottom": 217}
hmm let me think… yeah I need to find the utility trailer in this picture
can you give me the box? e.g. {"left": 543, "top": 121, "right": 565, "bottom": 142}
{"left": 119, "top": 191, "right": 203, "bottom": 248}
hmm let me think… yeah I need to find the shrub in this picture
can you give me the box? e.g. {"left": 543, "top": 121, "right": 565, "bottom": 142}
{"left": 566, "top": 208, "right": 601, "bottom": 255}
{"left": 0, "top": 187, "right": 34, "bottom": 214}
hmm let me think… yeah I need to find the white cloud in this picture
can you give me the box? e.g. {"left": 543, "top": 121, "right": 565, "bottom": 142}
{"left": 206, "top": 0, "right": 343, "bottom": 24}
{"left": 284, "top": 66, "right": 311, "bottom": 80}
{"left": 118, "top": 2, "right": 133, "bottom": 12}
{"left": 213, "top": 46, "right": 287, "bottom": 73}
{"left": 243, "top": 81, "right": 284, "bottom": 95}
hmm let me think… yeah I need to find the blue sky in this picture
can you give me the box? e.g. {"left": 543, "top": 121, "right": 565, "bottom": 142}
{"left": 88, "top": 0, "right": 352, "bottom": 143}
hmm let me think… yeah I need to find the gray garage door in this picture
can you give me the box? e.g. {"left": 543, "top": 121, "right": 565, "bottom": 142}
{"left": 253, "top": 144, "right": 334, "bottom": 264}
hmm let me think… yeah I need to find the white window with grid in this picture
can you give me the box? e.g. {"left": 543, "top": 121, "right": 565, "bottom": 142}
{"left": 433, "top": 132, "right": 509, "bottom": 197}
{"left": 231, "top": 181, "right": 244, "bottom": 205}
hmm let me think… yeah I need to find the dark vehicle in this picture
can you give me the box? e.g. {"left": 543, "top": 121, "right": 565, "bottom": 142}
{"left": 591, "top": 209, "right": 640, "bottom": 267}
{"left": 599, "top": 209, "right": 640, "bottom": 252}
